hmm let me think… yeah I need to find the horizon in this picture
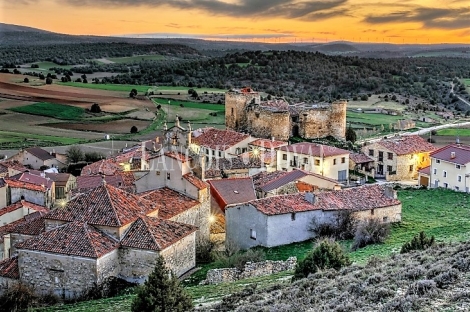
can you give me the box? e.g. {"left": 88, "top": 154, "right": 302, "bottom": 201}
{"left": 1, "top": 0, "right": 469, "bottom": 44}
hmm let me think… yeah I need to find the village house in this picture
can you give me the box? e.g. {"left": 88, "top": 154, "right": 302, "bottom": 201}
{"left": 419, "top": 143, "right": 470, "bottom": 192}
{"left": 225, "top": 184, "right": 401, "bottom": 249}
{"left": 252, "top": 169, "right": 342, "bottom": 198}
{"left": 0, "top": 183, "right": 197, "bottom": 298}
{"left": 277, "top": 142, "right": 350, "bottom": 181}
{"left": 244, "top": 138, "right": 288, "bottom": 172}
{"left": 5, "top": 171, "right": 55, "bottom": 208}
{"left": 207, "top": 178, "right": 257, "bottom": 214}
{"left": 393, "top": 119, "right": 416, "bottom": 131}
{"left": 10, "top": 147, "right": 65, "bottom": 170}
{"left": 349, "top": 153, "right": 375, "bottom": 178}
{"left": 0, "top": 161, "right": 28, "bottom": 179}
{"left": 45, "top": 173, "right": 76, "bottom": 202}
{"left": 203, "top": 156, "right": 265, "bottom": 180}
{"left": 75, "top": 172, "right": 135, "bottom": 196}
{"left": 0, "top": 179, "right": 6, "bottom": 209}
{"left": 362, "top": 135, "right": 436, "bottom": 181}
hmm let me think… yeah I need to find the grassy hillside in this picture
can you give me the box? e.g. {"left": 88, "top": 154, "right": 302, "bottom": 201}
{"left": 9, "top": 102, "right": 85, "bottom": 120}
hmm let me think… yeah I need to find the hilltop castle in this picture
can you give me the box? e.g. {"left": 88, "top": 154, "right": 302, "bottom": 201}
{"left": 225, "top": 88, "right": 347, "bottom": 141}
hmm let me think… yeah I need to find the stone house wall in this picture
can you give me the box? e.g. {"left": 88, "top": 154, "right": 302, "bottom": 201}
{"left": 119, "top": 248, "right": 159, "bottom": 284}
{"left": 170, "top": 200, "right": 210, "bottom": 247}
{"left": 10, "top": 188, "right": 47, "bottom": 207}
{"left": 225, "top": 91, "right": 260, "bottom": 130}
{"left": 0, "top": 276, "right": 18, "bottom": 295}
{"left": 96, "top": 249, "right": 120, "bottom": 285}
{"left": 0, "top": 186, "right": 6, "bottom": 209}
{"left": 7, "top": 233, "right": 35, "bottom": 258}
{"left": 159, "top": 232, "right": 196, "bottom": 277}
{"left": 352, "top": 204, "right": 402, "bottom": 223}
{"left": 299, "top": 102, "right": 346, "bottom": 140}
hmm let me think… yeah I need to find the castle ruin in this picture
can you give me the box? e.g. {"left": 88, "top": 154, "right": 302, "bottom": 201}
{"left": 225, "top": 88, "right": 347, "bottom": 141}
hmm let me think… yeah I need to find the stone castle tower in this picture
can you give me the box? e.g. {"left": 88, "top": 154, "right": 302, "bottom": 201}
{"left": 225, "top": 88, "right": 347, "bottom": 141}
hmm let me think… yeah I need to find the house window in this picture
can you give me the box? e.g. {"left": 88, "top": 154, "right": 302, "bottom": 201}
{"left": 282, "top": 154, "right": 287, "bottom": 160}
{"left": 314, "top": 159, "right": 320, "bottom": 166}
{"left": 378, "top": 151, "right": 384, "bottom": 162}
{"left": 409, "top": 165, "right": 413, "bottom": 172}
{"left": 250, "top": 229, "right": 257, "bottom": 240}
{"left": 291, "top": 213, "right": 296, "bottom": 221}
{"left": 444, "top": 183, "right": 448, "bottom": 188}
{"left": 458, "top": 175, "right": 462, "bottom": 182}
{"left": 212, "top": 150, "right": 215, "bottom": 155}
{"left": 219, "top": 151, "right": 222, "bottom": 157}
{"left": 205, "top": 149, "right": 209, "bottom": 155}
{"left": 167, "top": 173, "right": 171, "bottom": 180}
{"left": 55, "top": 187, "right": 65, "bottom": 199}
{"left": 387, "top": 165, "right": 393, "bottom": 173}
{"left": 383, "top": 216, "right": 388, "bottom": 222}
{"left": 371, "top": 209, "right": 375, "bottom": 215}
{"left": 236, "top": 148, "right": 241, "bottom": 154}
{"left": 433, "top": 168, "right": 437, "bottom": 174}
{"left": 387, "top": 152, "right": 393, "bottom": 160}
{"left": 231, "top": 107, "right": 234, "bottom": 115}
{"left": 436, "top": 159, "right": 440, "bottom": 164}
{"left": 443, "top": 171, "right": 447, "bottom": 178}
{"left": 341, "top": 157, "right": 346, "bottom": 164}
{"left": 156, "top": 171, "right": 161, "bottom": 175}
{"left": 456, "top": 165, "right": 461, "bottom": 169}
{"left": 368, "top": 149, "right": 374, "bottom": 156}
{"left": 333, "top": 159, "right": 337, "bottom": 165}
{"left": 303, "top": 158, "right": 308, "bottom": 164}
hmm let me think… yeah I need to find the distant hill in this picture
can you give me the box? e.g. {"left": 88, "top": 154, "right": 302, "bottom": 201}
{"left": 0, "top": 23, "right": 52, "bottom": 33}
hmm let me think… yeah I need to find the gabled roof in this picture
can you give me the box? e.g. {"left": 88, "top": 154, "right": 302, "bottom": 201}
{"left": 164, "top": 151, "right": 191, "bottom": 162}
{"left": 9, "top": 211, "right": 46, "bottom": 236}
{"left": 77, "top": 175, "right": 124, "bottom": 190}
{"left": 376, "top": 135, "right": 436, "bottom": 155}
{"left": 278, "top": 142, "right": 349, "bottom": 157}
{"left": 183, "top": 173, "right": 208, "bottom": 190}
{"left": 239, "top": 184, "right": 400, "bottom": 216}
{"left": 249, "top": 139, "right": 288, "bottom": 149}
{"left": 81, "top": 159, "right": 122, "bottom": 176}
{"left": 253, "top": 170, "right": 339, "bottom": 192}
{"left": 0, "top": 161, "right": 28, "bottom": 175}
{"left": 45, "top": 183, "right": 157, "bottom": 227}
{"left": 25, "top": 147, "right": 55, "bottom": 161}
{"left": 0, "top": 200, "right": 48, "bottom": 218}
{"left": 139, "top": 187, "right": 200, "bottom": 219}
{"left": 45, "top": 173, "right": 72, "bottom": 186}
{"left": 121, "top": 216, "right": 197, "bottom": 251}
{"left": 192, "top": 128, "right": 250, "bottom": 150}
{"left": 0, "top": 256, "right": 19, "bottom": 279}
{"left": 208, "top": 178, "right": 256, "bottom": 209}
{"left": 418, "top": 166, "right": 431, "bottom": 175}
{"left": 8, "top": 171, "right": 54, "bottom": 189}
{"left": 16, "top": 221, "right": 119, "bottom": 259}
{"left": 430, "top": 144, "right": 470, "bottom": 165}
{"left": 4, "top": 179, "right": 48, "bottom": 192}
{"left": 350, "top": 153, "right": 374, "bottom": 164}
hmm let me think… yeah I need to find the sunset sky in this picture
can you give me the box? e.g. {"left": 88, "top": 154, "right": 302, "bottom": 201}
{"left": 2, "top": 0, "right": 469, "bottom": 44}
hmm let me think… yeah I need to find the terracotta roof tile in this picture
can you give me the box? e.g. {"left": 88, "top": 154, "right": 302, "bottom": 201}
{"left": 16, "top": 221, "right": 119, "bottom": 258}
{"left": 8, "top": 172, "right": 54, "bottom": 189}
{"left": 25, "top": 147, "right": 55, "bottom": 161}
{"left": 239, "top": 184, "right": 400, "bottom": 215}
{"left": 77, "top": 175, "right": 124, "bottom": 190}
{"left": 139, "top": 187, "right": 199, "bottom": 219}
{"left": 296, "top": 181, "right": 315, "bottom": 192}
{"left": 0, "top": 218, "right": 29, "bottom": 244}
{"left": 45, "top": 183, "right": 157, "bottom": 227}
{"left": 4, "top": 179, "right": 47, "bottom": 192}
{"left": 121, "top": 216, "right": 197, "bottom": 251}
{"left": 192, "top": 128, "right": 250, "bottom": 150}
{"left": 253, "top": 170, "right": 339, "bottom": 192}
{"left": 377, "top": 135, "right": 437, "bottom": 155}
{"left": 430, "top": 144, "right": 470, "bottom": 165}
{"left": 81, "top": 159, "right": 123, "bottom": 176}
{"left": 418, "top": 166, "right": 431, "bottom": 175}
{"left": 208, "top": 178, "right": 256, "bottom": 209}
{"left": 183, "top": 173, "right": 208, "bottom": 190}
{"left": 0, "top": 161, "right": 28, "bottom": 175}
{"left": 45, "top": 173, "right": 71, "bottom": 186}
{"left": 350, "top": 153, "right": 374, "bottom": 164}
{"left": 249, "top": 139, "right": 288, "bottom": 149}
{"left": 0, "top": 200, "right": 48, "bottom": 218}
{"left": 278, "top": 142, "right": 349, "bottom": 157}
{"left": 164, "top": 151, "right": 191, "bottom": 162}
{"left": 0, "top": 256, "right": 19, "bottom": 279}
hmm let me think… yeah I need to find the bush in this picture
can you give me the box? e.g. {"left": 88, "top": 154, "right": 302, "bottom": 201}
{"left": 84, "top": 151, "right": 104, "bottom": 163}
{"left": 212, "top": 244, "right": 266, "bottom": 271}
{"left": 131, "top": 256, "right": 193, "bottom": 312}
{"left": 401, "top": 232, "right": 435, "bottom": 254}
{"left": 309, "top": 210, "right": 358, "bottom": 240}
{"left": 130, "top": 126, "right": 138, "bottom": 133}
{"left": 23, "top": 77, "right": 29, "bottom": 83}
{"left": 293, "top": 238, "right": 351, "bottom": 279}
{"left": 90, "top": 103, "right": 101, "bottom": 113}
{"left": 65, "top": 145, "right": 84, "bottom": 163}
{"left": 0, "top": 283, "right": 38, "bottom": 312}
{"left": 352, "top": 219, "right": 390, "bottom": 251}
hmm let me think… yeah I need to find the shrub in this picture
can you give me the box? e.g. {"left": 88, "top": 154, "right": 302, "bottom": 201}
{"left": 84, "top": 151, "right": 105, "bottom": 163}
{"left": 131, "top": 256, "right": 193, "bottom": 312}
{"left": 65, "top": 145, "right": 84, "bottom": 163}
{"left": 212, "top": 245, "right": 266, "bottom": 271}
{"left": 309, "top": 210, "right": 358, "bottom": 240}
{"left": 23, "top": 77, "right": 29, "bottom": 83}
{"left": 90, "top": 103, "right": 101, "bottom": 113}
{"left": 0, "top": 283, "right": 38, "bottom": 312}
{"left": 352, "top": 219, "right": 390, "bottom": 251}
{"left": 406, "top": 280, "right": 438, "bottom": 296}
{"left": 293, "top": 238, "right": 351, "bottom": 280}
{"left": 401, "top": 232, "right": 435, "bottom": 254}
{"left": 130, "top": 126, "right": 138, "bottom": 133}
{"left": 345, "top": 126, "right": 357, "bottom": 143}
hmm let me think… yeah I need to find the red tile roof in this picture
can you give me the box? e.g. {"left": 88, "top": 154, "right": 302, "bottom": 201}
{"left": 278, "top": 142, "right": 349, "bottom": 157}
{"left": 296, "top": 181, "right": 316, "bottom": 193}
{"left": 16, "top": 221, "right": 119, "bottom": 259}
{"left": 240, "top": 184, "right": 400, "bottom": 215}
{"left": 77, "top": 175, "right": 124, "bottom": 190}
{"left": 45, "top": 173, "right": 72, "bottom": 187}
{"left": 139, "top": 187, "right": 200, "bottom": 219}
{"left": 45, "top": 183, "right": 157, "bottom": 227}
{"left": 208, "top": 178, "right": 256, "bottom": 210}
{"left": 9, "top": 213, "right": 46, "bottom": 236}
{"left": 81, "top": 159, "right": 123, "bottom": 176}
{"left": 430, "top": 144, "right": 470, "bottom": 165}
{"left": 0, "top": 200, "right": 48, "bottom": 218}
{"left": 376, "top": 135, "right": 437, "bottom": 156}
{"left": 4, "top": 179, "right": 47, "bottom": 192}
{"left": 249, "top": 139, "right": 288, "bottom": 149}
{"left": 418, "top": 166, "right": 431, "bottom": 175}
{"left": 192, "top": 128, "right": 250, "bottom": 150}
{"left": 0, "top": 161, "right": 28, "bottom": 176}
{"left": 253, "top": 170, "right": 339, "bottom": 193}
{"left": 9, "top": 172, "right": 54, "bottom": 189}
{"left": 121, "top": 216, "right": 197, "bottom": 251}
{"left": 25, "top": 147, "right": 55, "bottom": 161}
{"left": 0, "top": 218, "right": 29, "bottom": 244}
{"left": 183, "top": 173, "right": 208, "bottom": 190}
{"left": 0, "top": 256, "right": 19, "bottom": 279}
{"left": 350, "top": 153, "right": 374, "bottom": 164}
{"left": 204, "top": 157, "right": 263, "bottom": 178}
{"left": 164, "top": 151, "right": 191, "bottom": 162}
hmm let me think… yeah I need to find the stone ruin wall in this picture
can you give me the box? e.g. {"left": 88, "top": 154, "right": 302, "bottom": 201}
{"left": 200, "top": 257, "right": 297, "bottom": 285}
{"left": 245, "top": 109, "right": 291, "bottom": 141}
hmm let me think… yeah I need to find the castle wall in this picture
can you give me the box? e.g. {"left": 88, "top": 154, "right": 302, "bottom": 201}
{"left": 245, "top": 109, "right": 291, "bottom": 141}
{"left": 225, "top": 91, "right": 260, "bottom": 131}
{"left": 300, "top": 101, "right": 347, "bottom": 140}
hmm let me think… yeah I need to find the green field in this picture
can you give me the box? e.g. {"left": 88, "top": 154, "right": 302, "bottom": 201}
{"left": 105, "top": 55, "right": 166, "bottom": 63}
{"left": 0, "top": 131, "right": 83, "bottom": 147}
{"left": 57, "top": 82, "right": 226, "bottom": 94}
{"left": 32, "top": 62, "right": 74, "bottom": 70}
{"left": 9, "top": 102, "right": 85, "bottom": 120}
{"left": 437, "top": 127, "right": 470, "bottom": 136}
{"left": 462, "top": 78, "right": 470, "bottom": 93}
{"left": 347, "top": 111, "right": 406, "bottom": 129}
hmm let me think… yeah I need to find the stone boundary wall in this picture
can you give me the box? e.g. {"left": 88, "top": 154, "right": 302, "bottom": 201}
{"left": 200, "top": 257, "right": 296, "bottom": 285}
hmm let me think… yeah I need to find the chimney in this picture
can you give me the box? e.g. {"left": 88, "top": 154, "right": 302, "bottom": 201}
{"left": 451, "top": 152, "right": 456, "bottom": 159}
{"left": 384, "top": 185, "right": 397, "bottom": 199}
{"left": 304, "top": 192, "right": 315, "bottom": 204}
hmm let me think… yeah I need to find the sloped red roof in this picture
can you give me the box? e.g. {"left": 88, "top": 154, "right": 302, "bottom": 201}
{"left": 121, "top": 216, "right": 197, "bottom": 251}
{"left": 241, "top": 184, "right": 400, "bottom": 215}
{"left": 192, "top": 128, "right": 250, "bottom": 150}
{"left": 377, "top": 135, "right": 436, "bottom": 155}
{"left": 296, "top": 181, "right": 316, "bottom": 192}
{"left": 81, "top": 159, "right": 122, "bottom": 176}
{"left": 0, "top": 200, "right": 48, "bottom": 218}
{"left": 16, "top": 221, "right": 119, "bottom": 258}
{"left": 183, "top": 173, "right": 208, "bottom": 190}
{"left": 9, "top": 212, "right": 46, "bottom": 236}
{"left": 350, "top": 153, "right": 374, "bottom": 164}
{"left": 45, "top": 173, "right": 72, "bottom": 186}
{"left": 430, "top": 144, "right": 470, "bottom": 165}
{"left": 45, "top": 183, "right": 157, "bottom": 227}
{"left": 139, "top": 187, "right": 199, "bottom": 219}
{"left": 164, "top": 151, "right": 191, "bottom": 162}
{"left": 249, "top": 139, "right": 288, "bottom": 149}
{"left": 4, "top": 179, "right": 47, "bottom": 192}
{"left": 0, "top": 256, "right": 19, "bottom": 279}
{"left": 278, "top": 142, "right": 349, "bottom": 157}
{"left": 208, "top": 178, "right": 256, "bottom": 210}
{"left": 25, "top": 147, "right": 55, "bottom": 161}
{"left": 418, "top": 166, "right": 431, "bottom": 175}
{"left": 0, "top": 161, "right": 28, "bottom": 175}
{"left": 8, "top": 172, "right": 54, "bottom": 189}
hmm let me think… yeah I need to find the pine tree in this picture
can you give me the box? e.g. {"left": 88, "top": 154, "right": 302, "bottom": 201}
{"left": 345, "top": 126, "right": 357, "bottom": 143}
{"left": 131, "top": 257, "right": 193, "bottom": 312}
